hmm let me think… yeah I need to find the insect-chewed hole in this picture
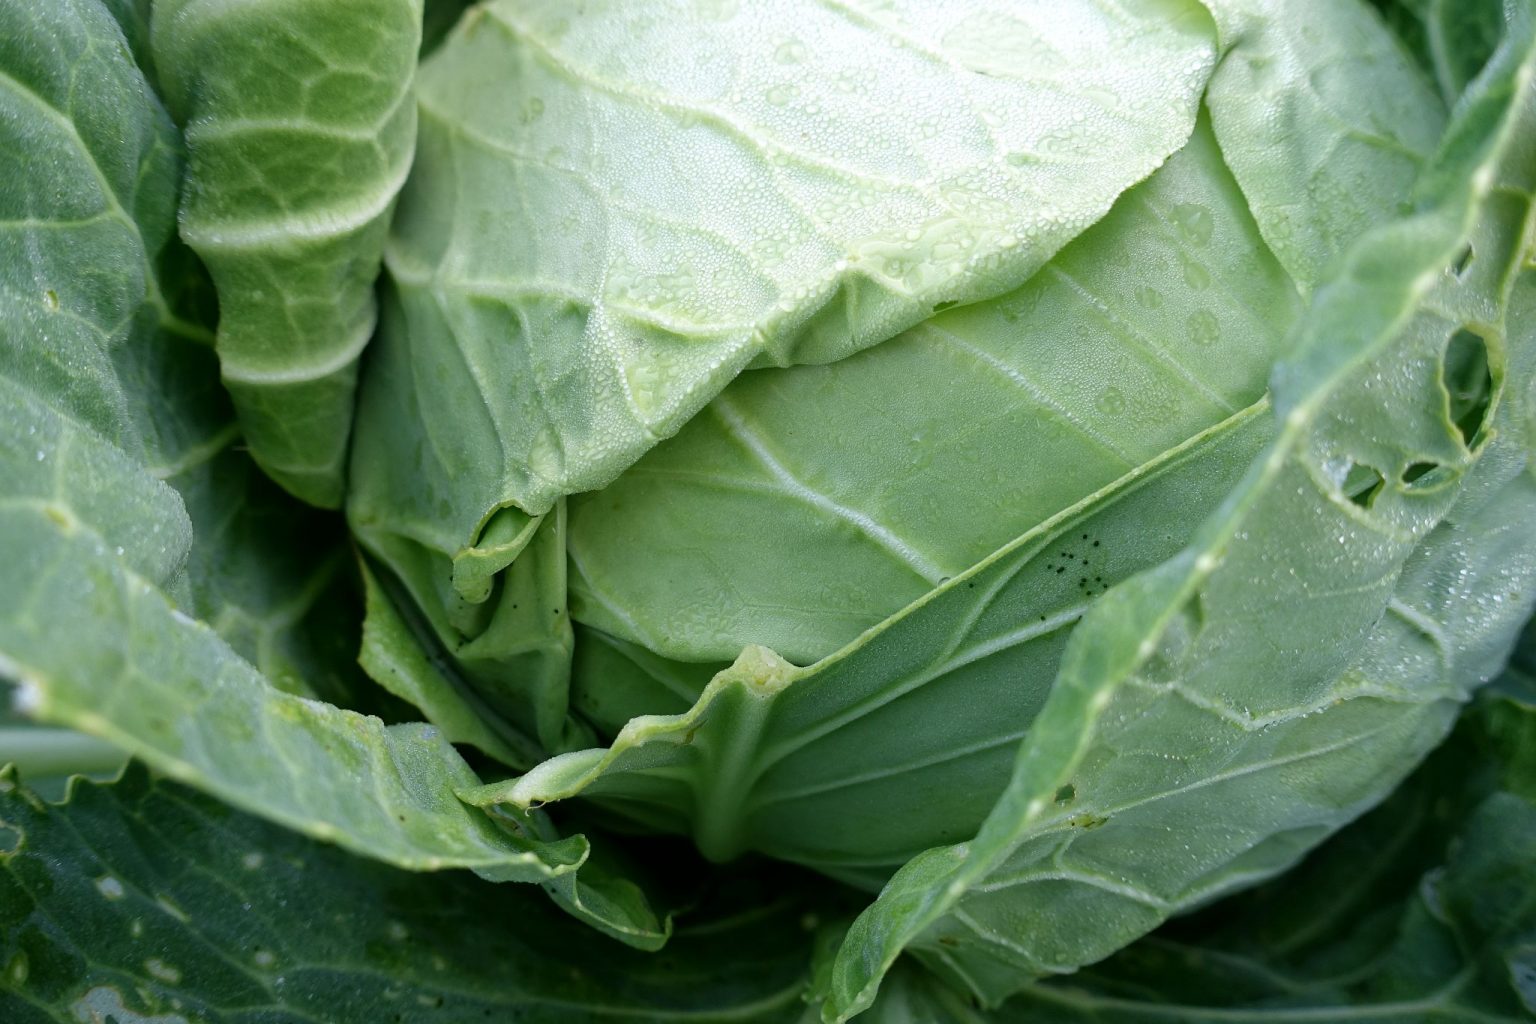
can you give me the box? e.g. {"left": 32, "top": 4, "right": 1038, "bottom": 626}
{"left": 1450, "top": 243, "right": 1474, "bottom": 279}
{"left": 1401, "top": 461, "right": 1450, "bottom": 490}
{"left": 1442, "top": 328, "right": 1493, "bottom": 447}
{"left": 1343, "top": 462, "right": 1386, "bottom": 509}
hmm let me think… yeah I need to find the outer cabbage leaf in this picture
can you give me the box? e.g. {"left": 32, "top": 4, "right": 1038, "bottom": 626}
{"left": 845, "top": 690, "right": 1536, "bottom": 1023}
{"left": 824, "top": 5, "right": 1536, "bottom": 1013}
{"left": 0, "top": 765, "right": 818, "bottom": 1024}
{"left": 151, "top": 0, "right": 423, "bottom": 507}
{"left": 995, "top": 670, "right": 1536, "bottom": 1023}
{"left": 0, "top": 0, "right": 584, "bottom": 888}
{"left": 0, "top": 0, "right": 199, "bottom": 783}
{"left": 0, "top": 0, "right": 396, "bottom": 788}
{"left": 1199, "top": 0, "right": 1448, "bottom": 290}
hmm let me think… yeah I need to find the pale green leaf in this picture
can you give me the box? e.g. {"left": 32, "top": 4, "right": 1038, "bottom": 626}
{"left": 824, "top": 8, "right": 1536, "bottom": 1014}
{"left": 477, "top": 402, "right": 1273, "bottom": 876}
{"left": 996, "top": 684, "right": 1536, "bottom": 1023}
{"left": 568, "top": 114, "right": 1300, "bottom": 665}
{"left": 346, "top": 0, "right": 1221, "bottom": 622}
{"left": 152, "top": 0, "right": 423, "bottom": 506}
{"left": 1201, "top": 0, "right": 1448, "bottom": 289}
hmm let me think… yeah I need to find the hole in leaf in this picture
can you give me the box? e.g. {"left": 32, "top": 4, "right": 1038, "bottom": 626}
{"left": 1343, "top": 463, "right": 1386, "bottom": 509}
{"left": 1441, "top": 328, "right": 1493, "bottom": 447}
{"left": 1450, "top": 243, "right": 1474, "bottom": 279}
{"left": 932, "top": 300, "right": 959, "bottom": 313}
{"left": 1401, "top": 461, "right": 1444, "bottom": 488}
{"left": 1054, "top": 783, "right": 1076, "bottom": 804}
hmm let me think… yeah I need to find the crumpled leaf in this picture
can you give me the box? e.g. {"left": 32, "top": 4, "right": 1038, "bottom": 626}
{"left": 152, "top": 0, "right": 423, "bottom": 506}
{"left": 352, "top": 0, "right": 1218, "bottom": 523}
{"left": 344, "top": 0, "right": 1222, "bottom": 750}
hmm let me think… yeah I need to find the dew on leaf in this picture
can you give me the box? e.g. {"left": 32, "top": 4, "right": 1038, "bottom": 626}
{"left": 1095, "top": 386, "right": 1126, "bottom": 415}
{"left": 1170, "top": 203, "right": 1213, "bottom": 246}
{"left": 1187, "top": 309, "right": 1219, "bottom": 347}
{"left": 1180, "top": 257, "right": 1211, "bottom": 291}
{"left": 774, "top": 39, "right": 806, "bottom": 64}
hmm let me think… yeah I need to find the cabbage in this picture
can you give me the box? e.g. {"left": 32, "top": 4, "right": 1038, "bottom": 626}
{"left": 2, "top": 1, "right": 1534, "bottom": 1020}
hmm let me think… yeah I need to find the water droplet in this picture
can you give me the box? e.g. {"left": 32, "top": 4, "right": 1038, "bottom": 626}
{"left": 1170, "top": 204, "right": 1214, "bottom": 246}
{"left": 774, "top": 39, "right": 806, "bottom": 64}
{"left": 1186, "top": 310, "right": 1219, "bottom": 347}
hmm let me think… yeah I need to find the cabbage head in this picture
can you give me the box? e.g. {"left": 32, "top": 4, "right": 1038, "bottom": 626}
{"left": 3, "top": 0, "right": 1536, "bottom": 1021}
